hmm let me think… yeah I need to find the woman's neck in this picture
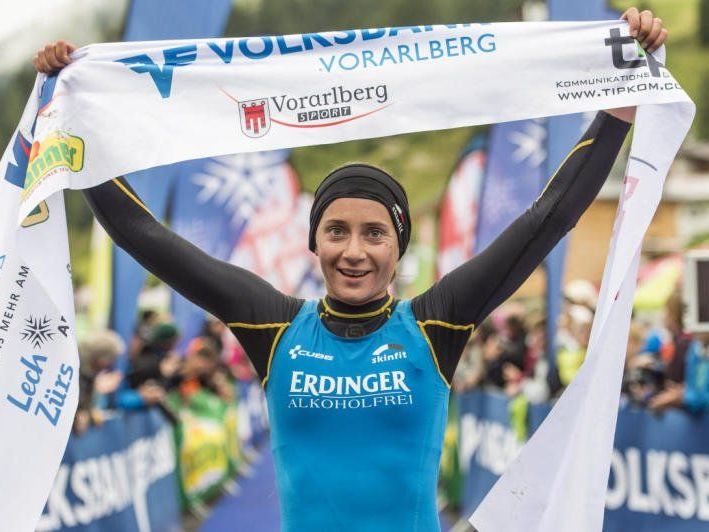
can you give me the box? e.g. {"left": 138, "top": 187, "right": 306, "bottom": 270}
{"left": 323, "top": 293, "right": 392, "bottom": 318}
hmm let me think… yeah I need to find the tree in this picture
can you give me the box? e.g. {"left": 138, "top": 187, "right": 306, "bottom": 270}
{"left": 226, "top": 0, "right": 525, "bottom": 37}
{"left": 701, "top": 0, "right": 709, "bottom": 46}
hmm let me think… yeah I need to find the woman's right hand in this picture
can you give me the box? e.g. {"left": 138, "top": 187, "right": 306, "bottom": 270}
{"left": 32, "top": 41, "right": 75, "bottom": 74}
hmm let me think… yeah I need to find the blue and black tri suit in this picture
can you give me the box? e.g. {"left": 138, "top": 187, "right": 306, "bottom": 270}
{"left": 84, "top": 112, "right": 630, "bottom": 531}
{"left": 268, "top": 299, "right": 449, "bottom": 531}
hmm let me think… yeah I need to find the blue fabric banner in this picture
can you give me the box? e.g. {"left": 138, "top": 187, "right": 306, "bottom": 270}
{"left": 545, "top": 0, "right": 619, "bottom": 361}
{"left": 123, "top": 0, "right": 233, "bottom": 42}
{"left": 474, "top": 119, "right": 546, "bottom": 253}
{"left": 457, "top": 391, "right": 523, "bottom": 517}
{"left": 36, "top": 410, "right": 180, "bottom": 532}
{"left": 109, "top": 0, "right": 233, "bottom": 358}
{"left": 458, "top": 390, "right": 709, "bottom": 531}
{"left": 169, "top": 150, "right": 291, "bottom": 348}
{"left": 111, "top": 166, "right": 178, "bottom": 363}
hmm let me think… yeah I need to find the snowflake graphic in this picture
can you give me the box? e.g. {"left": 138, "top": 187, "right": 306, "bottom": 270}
{"left": 483, "top": 178, "right": 525, "bottom": 225}
{"left": 20, "top": 316, "right": 54, "bottom": 348}
{"left": 508, "top": 119, "right": 547, "bottom": 167}
{"left": 191, "top": 151, "right": 288, "bottom": 227}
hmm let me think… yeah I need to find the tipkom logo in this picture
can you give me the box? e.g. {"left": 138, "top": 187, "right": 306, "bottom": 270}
{"left": 605, "top": 28, "right": 666, "bottom": 77}
{"left": 288, "top": 344, "right": 334, "bottom": 362}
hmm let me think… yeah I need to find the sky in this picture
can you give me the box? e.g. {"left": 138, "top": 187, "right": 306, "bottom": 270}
{"left": 0, "top": 0, "right": 128, "bottom": 76}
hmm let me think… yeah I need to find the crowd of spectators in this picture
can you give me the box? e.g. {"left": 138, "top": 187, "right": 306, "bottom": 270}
{"left": 75, "top": 273, "right": 709, "bottom": 430}
{"left": 453, "top": 278, "right": 709, "bottom": 415}
{"left": 73, "top": 310, "right": 255, "bottom": 435}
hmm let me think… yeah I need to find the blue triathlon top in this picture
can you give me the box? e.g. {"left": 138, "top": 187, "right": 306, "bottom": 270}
{"left": 266, "top": 300, "right": 450, "bottom": 532}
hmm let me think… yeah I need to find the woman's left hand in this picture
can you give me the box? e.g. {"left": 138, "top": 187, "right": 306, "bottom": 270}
{"left": 605, "top": 8, "right": 668, "bottom": 124}
{"left": 621, "top": 7, "right": 668, "bottom": 53}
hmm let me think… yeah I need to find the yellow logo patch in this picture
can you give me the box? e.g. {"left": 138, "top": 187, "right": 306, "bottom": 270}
{"left": 23, "top": 132, "right": 84, "bottom": 198}
{"left": 21, "top": 201, "right": 50, "bottom": 228}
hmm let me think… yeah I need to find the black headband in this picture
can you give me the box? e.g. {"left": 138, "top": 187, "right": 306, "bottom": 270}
{"left": 309, "top": 164, "right": 411, "bottom": 259}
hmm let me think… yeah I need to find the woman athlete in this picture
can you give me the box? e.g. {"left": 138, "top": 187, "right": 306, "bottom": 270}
{"left": 36, "top": 8, "right": 666, "bottom": 531}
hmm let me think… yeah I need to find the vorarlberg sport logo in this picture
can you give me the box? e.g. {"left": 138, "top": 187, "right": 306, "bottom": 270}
{"left": 605, "top": 28, "right": 666, "bottom": 77}
{"left": 371, "top": 343, "right": 407, "bottom": 364}
{"left": 226, "top": 84, "right": 390, "bottom": 138}
{"left": 288, "top": 344, "right": 334, "bottom": 362}
{"left": 239, "top": 98, "right": 270, "bottom": 138}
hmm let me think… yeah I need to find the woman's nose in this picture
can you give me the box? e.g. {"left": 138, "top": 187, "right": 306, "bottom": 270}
{"left": 342, "top": 235, "right": 366, "bottom": 260}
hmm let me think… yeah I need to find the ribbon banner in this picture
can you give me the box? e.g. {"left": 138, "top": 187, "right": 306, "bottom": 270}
{"left": 0, "top": 21, "right": 694, "bottom": 531}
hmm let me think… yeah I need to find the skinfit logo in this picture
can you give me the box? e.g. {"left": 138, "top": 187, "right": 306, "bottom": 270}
{"left": 371, "top": 343, "right": 407, "bottom": 364}
{"left": 605, "top": 28, "right": 665, "bottom": 77}
{"left": 288, "top": 344, "right": 334, "bottom": 362}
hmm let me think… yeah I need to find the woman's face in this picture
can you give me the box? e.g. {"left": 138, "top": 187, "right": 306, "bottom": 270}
{"left": 315, "top": 197, "right": 399, "bottom": 305}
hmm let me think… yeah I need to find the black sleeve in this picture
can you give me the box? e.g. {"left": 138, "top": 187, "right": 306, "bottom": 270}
{"left": 412, "top": 111, "right": 631, "bottom": 384}
{"left": 83, "top": 178, "right": 303, "bottom": 381}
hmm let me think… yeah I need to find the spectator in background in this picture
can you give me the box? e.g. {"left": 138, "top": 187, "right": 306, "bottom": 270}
{"left": 75, "top": 329, "right": 125, "bottom": 434}
{"left": 563, "top": 279, "right": 598, "bottom": 313}
{"left": 622, "top": 321, "right": 665, "bottom": 407}
{"left": 199, "top": 314, "right": 258, "bottom": 383}
{"left": 682, "top": 334, "right": 709, "bottom": 413}
{"left": 477, "top": 305, "right": 526, "bottom": 391}
{"left": 660, "top": 286, "right": 692, "bottom": 385}
{"left": 452, "top": 320, "right": 494, "bottom": 392}
{"left": 210, "top": 364, "right": 237, "bottom": 403}
{"left": 201, "top": 315, "right": 227, "bottom": 355}
{"left": 553, "top": 279, "right": 598, "bottom": 375}
{"left": 181, "top": 336, "right": 235, "bottom": 403}
{"left": 479, "top": 327, "right": 506, "bottom": 389}
{"left": 500, "top": 312, "right": 527, "bottom": 372}
{"left": 525, "top": 318, "right": 546, "bottom": 375}
{"left": 228, "top": 337, "right": 258, "bottom": 382}
{"left": 549, "top": 304, "right": 593, "bottom": 396}
{"left": 517, "top": 318, "right": 550, "bottom": 403}
{"left": 129, "top": 308, "right": 159, "bottom": 358}
{"left": 646, "top": 283, "right": 702, "bottom": 413}
{"left": 649, "top": 331, "right": 709, "bottom": 414}
{"left": 117, "top": 321, "right": 182, "bottom": 415}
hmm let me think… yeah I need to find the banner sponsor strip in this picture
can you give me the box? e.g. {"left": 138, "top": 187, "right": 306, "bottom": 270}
{"left": 459, "top": 391, "right": 709, "bottom": 530}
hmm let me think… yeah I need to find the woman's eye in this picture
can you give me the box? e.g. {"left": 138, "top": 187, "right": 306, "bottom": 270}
{"left": 328, "top": 227, "right": 344, "bottom": 236}
{"left": 369, "top": 229, "right": 383, "bottom": 238}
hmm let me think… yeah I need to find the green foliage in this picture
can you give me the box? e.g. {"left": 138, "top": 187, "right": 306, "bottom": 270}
{"left": 0, "top": 67, "right": 37, "bottom": 149}
{"left": 687, "top": 231, "right": 709, "bottom": 248}
{"left": 225, "top": 0, "right": 524, "bottom": 37}
{"left": 701, "top": 0, "right": 709, "bottom": 45}
{"left": 698, "top": 70, "right": 709, "bottom": 140}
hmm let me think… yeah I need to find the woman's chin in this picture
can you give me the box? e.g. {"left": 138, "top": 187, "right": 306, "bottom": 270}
{"left": 331, "top": 285, "right": 381, "bottom": 306}
{"left": 333, "top": 292, "right": 370, "bottom": 306}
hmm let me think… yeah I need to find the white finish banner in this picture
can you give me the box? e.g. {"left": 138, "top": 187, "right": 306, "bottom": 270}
{"left": 0, "top": 21, "right": 694, "bottom": 531}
